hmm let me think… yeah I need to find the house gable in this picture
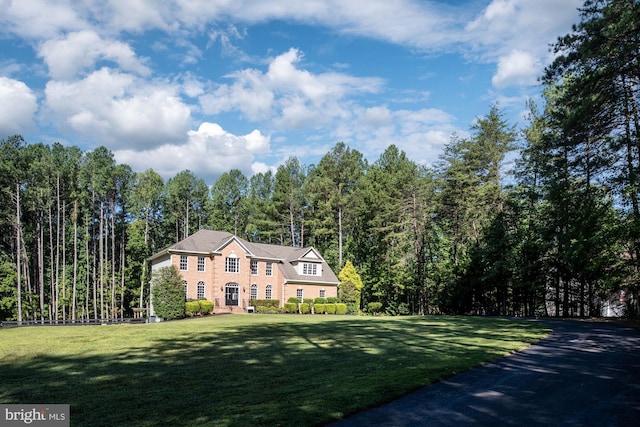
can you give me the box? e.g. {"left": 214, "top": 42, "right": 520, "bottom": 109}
{"left": 214, "top": 235, "right": 255, "bottom": 258}
{"left": 299, "top": 248, "right": 322, "bottom": 261}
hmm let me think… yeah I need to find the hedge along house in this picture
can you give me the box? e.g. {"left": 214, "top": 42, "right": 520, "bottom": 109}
{"left": 149, "top": 229, "right": 340, "bottom": 316}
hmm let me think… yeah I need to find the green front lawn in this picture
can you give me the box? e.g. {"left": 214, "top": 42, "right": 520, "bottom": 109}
{"left": 0, "top": 315, "right": 549, "bottom": 426}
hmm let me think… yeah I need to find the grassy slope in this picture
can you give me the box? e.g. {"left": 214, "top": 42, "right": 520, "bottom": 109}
{"left": 0, "top": 315, "right": 549, "bottom": 426}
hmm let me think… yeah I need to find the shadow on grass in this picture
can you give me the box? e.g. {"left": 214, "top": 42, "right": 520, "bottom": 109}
{"left": 0, "top": 316, "right": 547, "bottom": 427}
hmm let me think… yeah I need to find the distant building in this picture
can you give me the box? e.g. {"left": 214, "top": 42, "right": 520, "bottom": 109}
{"left": 149, "top": 230, "right": 339, "bottom": 316}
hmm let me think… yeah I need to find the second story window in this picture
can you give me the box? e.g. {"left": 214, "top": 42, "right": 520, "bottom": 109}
{"left": 266, "top": 262, "right": 273, "bottom": 276}
{"left": 225, "top": 256, "right": 239, "bottom": 273}
{"left": 251, "top": 260, "right": 258, "bottom": 275}
{"left": 180, "top": 255, "right": 188, "bottom": 271}
{"left": 302, "top": 263, "right": 318, "bottom": 276}
{"left": 197, "top": 257, "right": 205, "bottom": 272}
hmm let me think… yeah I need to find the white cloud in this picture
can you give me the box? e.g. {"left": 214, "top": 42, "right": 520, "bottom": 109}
{"left": 464, "top": 0, "right": 582, "bottom": 89}
{"left": 465, "top": 0, "right": 582, "bottom": 59}
{"left": 492, "top": 49, "right": 540, "bottom": 88}
{"left": 359, "top": 106, "right": 393, "bottom": 127}
{"left": 251, "top": 161, "right": 276, "bottom": 175}
{"left": 343, "top": 105, "right": 458, "bottom": 166}
{"left": 0, "top": 0, "right": 86, "bottom": 39}
{"left": 115, "top": 122, "right": 270, "bottom": 184}
{"left": 200, "top": 68, "right": 274, "bottom": 121}
{"left": 44, "top": 68, "right": 191, "bottom": 149}
{"left": 0, "top": 77, "right": 38, "bottom": 136}
{"left": 38, "top": 31, "right": 151, "bottom": 80}
{"left": 200, "top": 48, "right": 383, "bottom": 130}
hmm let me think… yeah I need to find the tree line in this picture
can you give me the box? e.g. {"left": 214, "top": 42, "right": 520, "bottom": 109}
{"left": 1, "top": 0, "right": 638, "bottom": 321}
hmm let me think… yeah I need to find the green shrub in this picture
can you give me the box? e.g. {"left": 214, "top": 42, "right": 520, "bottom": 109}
{"left": 314, "top": 303, "right": 325, "bottom": 314}
{"left": 185, "top": 301, "right": 200, "bottom": 316}
{"left": 287, "top": 297, "right": 301, "bottom": 304}
{"left": 327, "top": 297, "right": 340, "bottom": 303}
{"left": 336, "top": 303, "right": 347, "bottom": 315}
{"left": 325, "top": 303, "right": 337, "bottom": 314}
{"left": 346, "top": 302, "right": 358, "bottom": 314}
{"left": 152, "top": 266, "right": 186, "bottom": 320}
{"left": 300, "top": 303, "right": 310, "bottom": 314}
{"left": 367, "top": 302, "right": 383, "bottom": 315}
{"left": 252, "top": 299, "right": 280, "bottom": 309}
{"left": 314, "top": 297, "right": 327, "bottom": 304}
{"left": 199, "top": 300, "right": 214, "bottom": 314}
{"left": 303, "top": 298, "right": 314, "bottom": 304}
{"left": 283, "top": 302, "right": 298, "bottom": 313}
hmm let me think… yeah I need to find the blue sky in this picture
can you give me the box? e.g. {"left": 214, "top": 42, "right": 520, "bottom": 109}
{"left": 0, "top": 0, "right": 583, "bottom": 185}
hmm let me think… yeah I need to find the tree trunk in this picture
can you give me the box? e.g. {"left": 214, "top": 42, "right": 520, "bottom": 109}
{"left": 72, "top": 202, "right": 78, "bottom": 321}
{"left": 15, "top": 182, "right": 22, "bottom": 323}
{"left": 338, "top": 206, "right": 343, "bottom": 268}
{"left": 99, "top": 201, "right": 104, "bottom": 320}
{"left": 111, "top": 199, "right": 116, "bottom": 319}
{"left": 38, "top": 221, "right": 44, "bottom": 322}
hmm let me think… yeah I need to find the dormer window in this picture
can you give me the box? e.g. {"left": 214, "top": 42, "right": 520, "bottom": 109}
{"left": 302, "top": 263, "right": 318, "bottom": 276}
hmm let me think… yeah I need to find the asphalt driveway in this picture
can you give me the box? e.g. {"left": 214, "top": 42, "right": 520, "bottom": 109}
{"left": 328, "top": 319, "right": 640, "bottom": 426}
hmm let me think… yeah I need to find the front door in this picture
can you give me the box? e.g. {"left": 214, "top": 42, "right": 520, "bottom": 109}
{"left": 225, "top": 284, "right": 239, "bottom": 306}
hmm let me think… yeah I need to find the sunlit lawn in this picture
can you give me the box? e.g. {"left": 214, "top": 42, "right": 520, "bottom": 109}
{"left": 0, "top": 315, "right": 549, "bottom": 426}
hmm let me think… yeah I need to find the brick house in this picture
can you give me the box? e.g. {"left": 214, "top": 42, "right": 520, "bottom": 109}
{"left": 149, "top": 229, "right": 340, "bottom": 316}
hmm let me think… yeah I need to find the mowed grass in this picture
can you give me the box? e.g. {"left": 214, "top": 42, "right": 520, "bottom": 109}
{"left": 0, "top": 315, "right": 549, "bottom": 426}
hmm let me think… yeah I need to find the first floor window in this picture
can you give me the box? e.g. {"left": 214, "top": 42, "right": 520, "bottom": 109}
{"left": 250, "top": 284, "right": 258, "bottom": 301}
{"left": 320, "top": 289, "right": 326, "bottom": 298}
{"left": 265, "top": 285, "right": 272, "bottom": 300}
{"left": 226, "top": 256, "right": 239, "bottom": 273}
{"left": 183, "top": 281, "right": 188, "bottom": 301}
{"left": 180, "top": 255, "right": 188, "bottom": 271}
{"left": 197, "top": 281, "right": 205, "bottom": 299}
{"left": 297, "top": 288, "right": 303, "bottom": 301}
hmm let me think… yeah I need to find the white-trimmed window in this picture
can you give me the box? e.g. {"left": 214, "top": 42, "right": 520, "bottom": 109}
{"left": 320, "top": 289, "right": 326, "bottom": 298}
{"left": 180, "top": 255, "right": 188, "bottom": 271}
{"left": 297, "top": 288, "right": 303, "bottom": 301}
{"left": 225, "top": 256, "right": 239, "bottom": 273}
{"left": 251, "top": 260, "right": 258, "bottom": 275}
{"left": 197, "top": 281, "right": 205, "bottom": 299}
{"left": 265, "top": 285, "right": 272, "bottom": 300}
{"left": 266, "top": 262, "right": 273, "bottom": 276}
{"left": 302, "top": 263, "right": 318, "bottom": 276}
{"left": 197, "top": 257, "right": 205, "bottom": 272}
{"left": 250, "top": 284, "right": 258, "bottom": 301}
{"left": 183, "top": 281, "right": 188, "bottom": 301}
